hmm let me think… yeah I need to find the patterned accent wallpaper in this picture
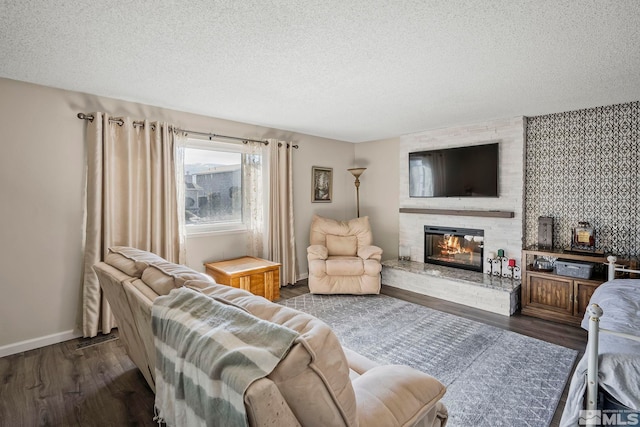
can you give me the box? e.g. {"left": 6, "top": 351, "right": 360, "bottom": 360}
{"left": 524, "top": 101, "right": 640, "bottom": 257}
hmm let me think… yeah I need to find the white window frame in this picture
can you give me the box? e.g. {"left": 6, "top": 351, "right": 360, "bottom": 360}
{"left": 183, "top": 138, "right": 248, "bottom": 236}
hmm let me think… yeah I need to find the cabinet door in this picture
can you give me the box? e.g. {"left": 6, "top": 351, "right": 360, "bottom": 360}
{"left": 574, "top": 281, "right": 600, "bottom": 318}
{"left": 526, "top": 273, "right": 574, "bottom": 315}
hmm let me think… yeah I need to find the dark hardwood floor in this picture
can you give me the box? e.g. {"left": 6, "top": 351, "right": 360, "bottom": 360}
{"left": 0, "top": 331, "right": 156, "bottom": 427}
{"left": 0, "top": 281, "right": 586, "bottom": 427}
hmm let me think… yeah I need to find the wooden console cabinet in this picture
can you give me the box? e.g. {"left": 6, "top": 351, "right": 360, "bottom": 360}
{"left": 521, "top": 247, "right": 608, "bottom": 326}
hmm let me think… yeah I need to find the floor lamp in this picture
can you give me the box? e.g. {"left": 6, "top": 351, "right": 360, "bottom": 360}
{"left": 348, "top": 167, "right": 366, "bottom": 217}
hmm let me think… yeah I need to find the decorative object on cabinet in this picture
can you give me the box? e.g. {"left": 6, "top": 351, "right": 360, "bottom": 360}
{"left": 531, "top": 255, "right": 556, "bottom": 272}
{"left": 554, "top": 259, "right": 594, "bottom": 279}
{"left": 521, "top": 247, "right": 608, "bottom": 325}
{"left": 570, "top": 221, "right": 596, "bottom": 252}
{"left": 537, "top": 216, "right": 554, "bottom": 249}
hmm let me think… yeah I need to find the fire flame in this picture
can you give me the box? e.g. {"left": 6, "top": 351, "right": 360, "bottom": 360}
{"left": 438, "top": 235, "right": 471, "bottom": 256}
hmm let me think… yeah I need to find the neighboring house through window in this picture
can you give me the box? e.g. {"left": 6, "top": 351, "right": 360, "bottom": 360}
{"left": 183, "top": 139, "right": 245, "bottom": 234}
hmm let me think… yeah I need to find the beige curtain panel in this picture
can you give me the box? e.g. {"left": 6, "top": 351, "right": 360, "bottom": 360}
{"left": 267, "top": 140, "right": 297, "bottom": 286}
{"left": 82, "top": 113, "right": 182, "bottom": 337}
{"left": 243, "top": 141, "right": 265, "bottom": 258}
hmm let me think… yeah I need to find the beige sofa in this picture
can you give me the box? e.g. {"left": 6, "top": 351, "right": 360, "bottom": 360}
{"left": 307, "top": 215, "right": 383, "bottom": 294}
{"left": 94, "top": 246, "right": 448, "bottom": 427}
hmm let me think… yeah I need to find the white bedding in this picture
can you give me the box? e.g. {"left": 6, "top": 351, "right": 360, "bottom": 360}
{"left": 560, "top": 279, "right": 640, "bottom": 427}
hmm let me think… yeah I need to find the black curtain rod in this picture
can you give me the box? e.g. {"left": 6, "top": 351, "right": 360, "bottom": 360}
{"left": 76, "top": 113, "right": 299, "bottom": 148}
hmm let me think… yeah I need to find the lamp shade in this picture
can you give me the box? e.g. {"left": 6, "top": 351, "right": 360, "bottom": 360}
{"left": 348, "top": 167, "right": 366, "bottom": 178}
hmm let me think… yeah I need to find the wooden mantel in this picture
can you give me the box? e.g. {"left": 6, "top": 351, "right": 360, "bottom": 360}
{"left": 399, "top": 208, "right": 515, "bottom": 218}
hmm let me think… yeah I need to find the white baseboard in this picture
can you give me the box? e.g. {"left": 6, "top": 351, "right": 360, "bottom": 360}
{"left": 0, "top": 329, "right": 82, "bottom": 358}
{"left": 296, "top": 272, "right": 308, "bottom": 281}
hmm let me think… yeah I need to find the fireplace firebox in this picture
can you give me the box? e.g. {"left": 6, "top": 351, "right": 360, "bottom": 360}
{"left": 424, "top": 226, "right": 484, "bottom": 272}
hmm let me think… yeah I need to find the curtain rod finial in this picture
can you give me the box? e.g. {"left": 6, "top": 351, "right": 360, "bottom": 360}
{"left": 77, "top": 112, "right": 94, "bottom": 122}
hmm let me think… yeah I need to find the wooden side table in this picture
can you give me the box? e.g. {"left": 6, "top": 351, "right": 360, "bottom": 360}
{"left": 204, "top": 256, "right": 280, "bottom": 301}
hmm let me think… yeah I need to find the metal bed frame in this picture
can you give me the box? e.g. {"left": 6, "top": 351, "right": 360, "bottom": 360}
{"left": 585, "top": 255, "right": 640, "bottom": 411}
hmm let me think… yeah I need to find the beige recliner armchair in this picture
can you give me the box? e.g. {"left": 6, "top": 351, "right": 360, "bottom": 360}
{"left": 307, "top": 215, "right": 383, "bottom": 294}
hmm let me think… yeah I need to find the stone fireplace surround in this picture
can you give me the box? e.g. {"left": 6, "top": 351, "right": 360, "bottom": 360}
{"left": 382, "top": 259, "right": 520, "bottom": 315}
{"left": 383, "top": 117, "right": 525, "bottom": 316}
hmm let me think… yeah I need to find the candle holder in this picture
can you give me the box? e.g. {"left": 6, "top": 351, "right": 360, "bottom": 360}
{"left": 503, "top": 258, "right": 516, "bottom": 278}
{"left": 492, "top": 258, "right": 502, "bottom": 276}
{"left": 506, "top": 265, "right": 514, "bottom": 278}
{"left": 485, "top": 257, "right": 494, "bottom": 274}
{"left": 486, "top": 251, "right": 496, "bottom": 275}
{"left": 501, "top": 257, "right": 510, "bottom": 277}
{"left": 513, "top": 266, "right": 522, "bottom": 280}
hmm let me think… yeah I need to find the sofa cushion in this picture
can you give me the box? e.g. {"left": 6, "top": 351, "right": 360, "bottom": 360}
{"left": 141, "top": 261, "right": 213, "bottom": 296}
{"left": 309, "top": 215, "right": 373, "bottom": 249}
{"left": 353, "top": 365, "right": 447, "bottom": 427}
{"left": 326, "top": 256, "right": 365, "bottom": 276}
{"left": 185, "top": 280, "right": 252, "bottom": 314}
{"left": 105, "top": 246, "right": 166, "bottom": 278}
{"left": 326, "top": 234, "right": 358, "bottom": 256}
{"left": 194, "top": 284, "right": 358, "bottom": 427}
{"left": 184, "top": 278, "right": 219, "bottom": 290}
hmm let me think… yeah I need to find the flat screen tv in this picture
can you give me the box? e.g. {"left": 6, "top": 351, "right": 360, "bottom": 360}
{"left": 409, "top": 142, "right": 499, "bottom": 198}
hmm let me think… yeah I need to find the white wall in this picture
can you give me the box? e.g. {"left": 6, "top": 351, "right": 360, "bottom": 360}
{"left": 354, "top": 137, "right": 400, "bottom": 261}
{"left": 294, "top": 139, "right": 357, "bottom": 279}
{"left": 0, "top": 77, "right": 354, "bottom": 352}
{"left": 399, "top": 117, "right": 525, "bottom": 267}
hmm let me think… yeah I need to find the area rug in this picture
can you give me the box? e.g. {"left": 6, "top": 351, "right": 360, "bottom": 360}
{"left": 279, "top": 294, "right": 578, "bottom": 427}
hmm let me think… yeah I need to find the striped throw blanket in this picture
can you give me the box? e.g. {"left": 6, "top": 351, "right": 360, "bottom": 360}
{"left": 152, "top": 287, "right": 299, "bottom": 427}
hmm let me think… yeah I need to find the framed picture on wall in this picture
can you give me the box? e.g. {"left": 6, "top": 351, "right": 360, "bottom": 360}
{"left": 311, "top": 166, "right": 332, "bottom": 203}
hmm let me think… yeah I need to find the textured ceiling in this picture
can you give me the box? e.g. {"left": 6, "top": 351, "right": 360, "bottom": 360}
{"left": 1, "top": 1, "right": 639, "bottom": 142}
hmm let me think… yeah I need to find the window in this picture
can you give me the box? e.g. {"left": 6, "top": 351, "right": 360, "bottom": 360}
{"left": 183, "top": 139, "right": 246, "bottom": 234}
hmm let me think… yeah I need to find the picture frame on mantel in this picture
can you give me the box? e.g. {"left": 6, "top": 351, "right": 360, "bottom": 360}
{"left": 311, "top": 166, "right": 332, "bottom": 203}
